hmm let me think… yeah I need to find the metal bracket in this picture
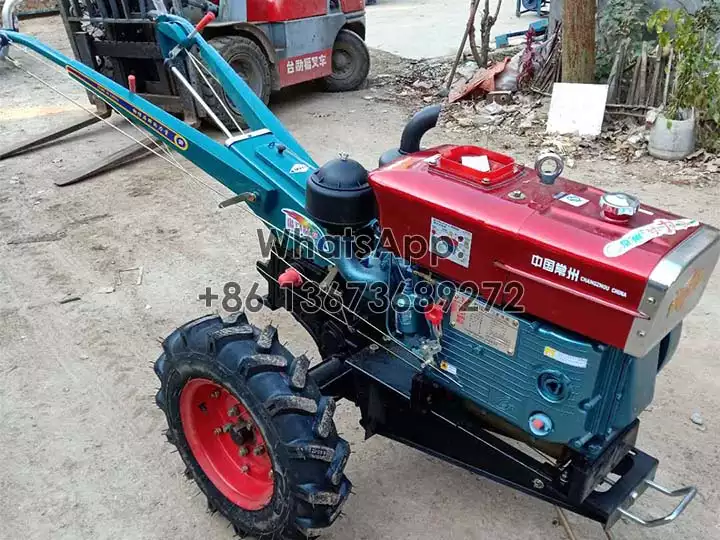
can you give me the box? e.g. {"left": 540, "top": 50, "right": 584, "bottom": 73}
{"left": 617, "top": 479, "right": 697, "bottom": 528}
{"left": 318, "top": 265, "right": 338, "bottom": 291}
{"left": 218, "top": 192, "right": 257, "bottom": 208}
{"left": 225, "top": 128, "right": 271, "bottom": 146}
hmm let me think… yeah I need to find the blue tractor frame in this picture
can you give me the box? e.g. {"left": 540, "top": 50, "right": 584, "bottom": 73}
{"left": 0, "top": 9, "right": 696, "bottom": 534}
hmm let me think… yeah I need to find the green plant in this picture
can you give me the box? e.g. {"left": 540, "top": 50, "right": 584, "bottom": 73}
{"left": 648, "top": 1, "right": 720, "bottom": 149}
{"left": 596, "top": 0, "right": 653, "bottom": 80}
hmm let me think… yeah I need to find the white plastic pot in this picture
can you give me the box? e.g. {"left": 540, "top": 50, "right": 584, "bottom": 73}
{"left": 648, "top": 108, "right": 696, "bottom": 161}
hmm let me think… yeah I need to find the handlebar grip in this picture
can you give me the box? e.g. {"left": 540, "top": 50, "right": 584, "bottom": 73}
{"left": 194, "top": 11, "right": 215, "bottom": 33}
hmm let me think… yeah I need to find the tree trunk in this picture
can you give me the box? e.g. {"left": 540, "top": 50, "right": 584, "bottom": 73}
{"left": 561, "top": 0, "right": 596, "bottom": 83}
{"left": 469, "top": 0, "right": 502, "bottom": 68}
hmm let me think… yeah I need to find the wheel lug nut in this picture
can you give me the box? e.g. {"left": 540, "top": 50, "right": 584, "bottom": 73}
{"left": 222, "top": 423, "right": 233, "bottom": 433}
{"left": 210, "top": 390, "right": 220, "bottom": 399}
{"left": 238, "top": 446, "right": 249, "bottom": 456}
{"left": 253, "top": 445, "right": 265, "bottom": 456}
{"left": 240, "top": 465, "right": 249, "bottom": 473}
{"left": 227, "top": 406, "right": 238, "bottom": 417}
{"left": 213, "top": 427, "right": 222, "bottom": 435}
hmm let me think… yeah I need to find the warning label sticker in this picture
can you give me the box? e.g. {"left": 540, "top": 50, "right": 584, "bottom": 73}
{"left": 450, "top": 292, "right": 519, "bottom": 355}
{"left": 430, "top": 217, "right": 472, "bottom": 268}
{"left": 543, "top": 346, "right": 588, "bottom": 368}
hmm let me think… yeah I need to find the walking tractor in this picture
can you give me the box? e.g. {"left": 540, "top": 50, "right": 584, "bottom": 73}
{"left": 2, "top": 4, "right": 716, "bottom": 537}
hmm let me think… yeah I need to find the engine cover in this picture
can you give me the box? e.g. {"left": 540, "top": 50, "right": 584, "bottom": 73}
{"left": 426, "top": 292, "right": 681, "bottom": 455}
{"left": 369, "top": 145, "right": 720, "bottom": 356}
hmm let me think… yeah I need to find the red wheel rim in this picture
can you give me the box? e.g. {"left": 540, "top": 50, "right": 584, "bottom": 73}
{"left": 180, "top": 378, "right": 274, "bottom": 510}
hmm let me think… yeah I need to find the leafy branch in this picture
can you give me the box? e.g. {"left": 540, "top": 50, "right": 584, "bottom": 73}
{"left": 648, "top": 1, "right": 720, "bottom": 148}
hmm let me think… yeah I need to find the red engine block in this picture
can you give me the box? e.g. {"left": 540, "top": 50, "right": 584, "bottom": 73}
{"left": 369, "top": 145, "right": 720, "bottom": 356}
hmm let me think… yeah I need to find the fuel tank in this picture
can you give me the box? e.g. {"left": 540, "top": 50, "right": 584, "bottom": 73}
{"left": 368, "top": 145, "right": 720, "bottom": 356}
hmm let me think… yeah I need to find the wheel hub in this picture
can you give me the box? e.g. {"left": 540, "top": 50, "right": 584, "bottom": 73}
{"left": 332, "top": 49, "right": 353, "bottom": 78}
{"left": 180, "top": 378, "right": 274, "bottom": 510}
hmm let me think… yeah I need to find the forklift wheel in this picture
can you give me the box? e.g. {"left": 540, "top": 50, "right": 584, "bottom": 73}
{"left": 155, "top": 314, "right": 352, "bottom": 538}
{"left": 322, "top": 29, "right": 370, "bottom": 92}
{"left": 203, "top": 35, "right": 272, "bottom": 126}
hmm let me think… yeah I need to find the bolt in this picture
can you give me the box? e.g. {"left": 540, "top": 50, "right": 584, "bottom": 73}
{"left": 213, "top": 427, "right": 222, "bottom": 435}
{"left": 647, "top": 297, "right": 656, "bottom": 305}
{"left": 238, "top": 446, "right": 249, "bottom": 456}
{"left": 637, "top": 330, "right": 646, "bottom": 337}
{"left": 268, "top": 470, "right": 274, "bottom": 479}
{"left": 481, "top": 178, "right": 491, "bottom": 185}
{"left": 369, "top": 344, "right": 379, "bottom": 351}
{"left": 222, "top": 423, "right": 233, "bottom": 433}
{"left": 227, "top": 406, "right": 238, "bottom": 417}
{"left": 512, "top": 320, "right": 519, "bottom": 328}
{"left": 533, "top": 478, "right": 545, "bottom": 490}
{"left": 240, "top": 465, "right": 249, "bottom": 473}
{"left": 253, "top": 445, "right": 265, "bottom": 456}
{"left": 210, "top": 390, "right": 220, "bottom": 399}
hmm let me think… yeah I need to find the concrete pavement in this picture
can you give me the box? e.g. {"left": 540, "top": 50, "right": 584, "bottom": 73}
{"left": 365, "top": 0, "right": 543, "bottom": 59}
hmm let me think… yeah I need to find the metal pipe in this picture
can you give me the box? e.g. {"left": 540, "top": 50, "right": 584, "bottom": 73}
{"left": 399, "top": 104, "right": 441, "bottom": 154}
{"left": 0, "top": 0, "right": 23, "bottom": 58}
{"left": 2, "top": 0, "right": 22, "bottom": 30}
{"left": 170, "top": 65, "right": 232, "bottom": 139}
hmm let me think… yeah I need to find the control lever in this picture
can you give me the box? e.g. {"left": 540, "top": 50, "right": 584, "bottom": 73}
{"left": 168, "top": 11, "right": 215, "bottom": 59}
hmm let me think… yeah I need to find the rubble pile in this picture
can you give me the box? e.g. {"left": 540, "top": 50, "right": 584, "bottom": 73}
{"left": 366, "top": 50, "right": 719, "bottom": 186}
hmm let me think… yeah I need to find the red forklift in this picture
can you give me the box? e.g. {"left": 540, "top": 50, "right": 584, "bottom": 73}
{"left": 1, "top": 0, "right": 369, "bottom": 182}
{"left": 182, "top": 0, "right": 369, "bottom": 121}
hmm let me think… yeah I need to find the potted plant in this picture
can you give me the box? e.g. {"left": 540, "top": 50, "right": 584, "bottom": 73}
{"left": 647, "top": 2, "right": 720, "bottom": 159}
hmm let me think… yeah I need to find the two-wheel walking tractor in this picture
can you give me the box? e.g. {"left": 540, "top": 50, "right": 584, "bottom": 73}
{"left": 0, "top": 6, "right": 714, "bottom": 538}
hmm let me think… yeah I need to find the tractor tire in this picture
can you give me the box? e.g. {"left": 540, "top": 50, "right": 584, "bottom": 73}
{"left": 203, "top": 36, "right": 272, "bottom": 128}
{"left": 321, "top": 29, "right": 370, "bottom": 92}
{"left": 154, "top": 313, "right": 351, "bottom": 539}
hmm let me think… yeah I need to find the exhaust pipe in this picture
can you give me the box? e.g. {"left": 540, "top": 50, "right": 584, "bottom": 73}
{"left": 378, "top": 104, "right": 441, "bottom": 167}
{"left": 399, "top": 104, "right": 441, "bottom": 154}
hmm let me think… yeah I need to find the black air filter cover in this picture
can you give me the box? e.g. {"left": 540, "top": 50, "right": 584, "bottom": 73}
{"left": 305, "top": 157, "right": 377, "bottom": 230}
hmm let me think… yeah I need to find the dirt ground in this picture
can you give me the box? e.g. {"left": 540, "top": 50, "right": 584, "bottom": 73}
{"left": 2, "top": 17, "right": 720, "bottom": 540}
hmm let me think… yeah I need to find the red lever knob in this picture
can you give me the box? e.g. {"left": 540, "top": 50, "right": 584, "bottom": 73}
{"left": 424, "top": 303, "right": 445, "bottom": 326}
{"left": 278, "top": 267, "right": 303, "bottom": 288}
{"left": 194, "top": 12, "right": 215, "bottom": 33}
{"left": 127, "top": 74, "right": 136, "bottom": 93}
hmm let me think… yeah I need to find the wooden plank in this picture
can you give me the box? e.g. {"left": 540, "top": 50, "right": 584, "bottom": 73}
{"left": 606, "top": 39, "right": 628, "bottom": 104}
{"left": 647, "top": 52, "right": 662, "bottom": 107}
{"left": 636, "top": 42, "right": 648, "bottom": 106}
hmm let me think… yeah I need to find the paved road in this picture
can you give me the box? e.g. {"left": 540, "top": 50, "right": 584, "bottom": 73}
{"left": 366, "top": 0, "right": 542, "bottom": 59}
